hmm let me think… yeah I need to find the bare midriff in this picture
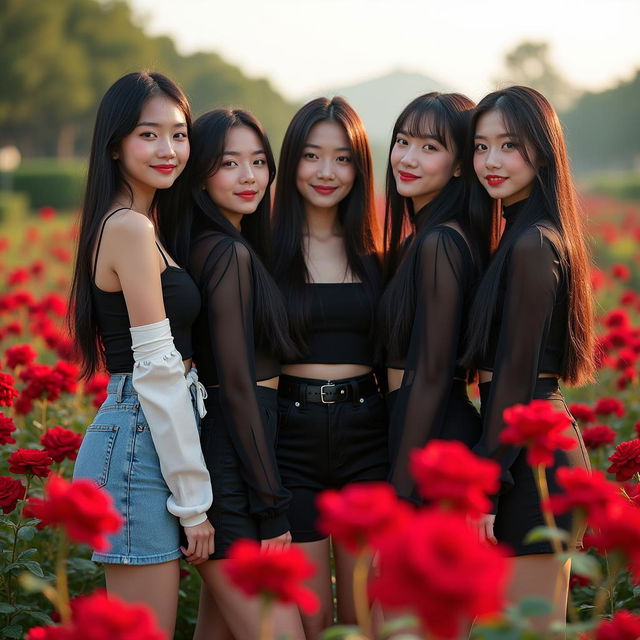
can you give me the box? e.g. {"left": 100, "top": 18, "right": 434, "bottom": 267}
{"left": 387, "top": 367, "right": 404, "bottom": 393}
{"left": 281, "top": 363, "right": 372, "bottom": 382}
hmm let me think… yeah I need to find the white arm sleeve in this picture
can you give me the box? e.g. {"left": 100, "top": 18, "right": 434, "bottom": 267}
{"left": 130, "top": 318, "right": 212, "bottom": 527}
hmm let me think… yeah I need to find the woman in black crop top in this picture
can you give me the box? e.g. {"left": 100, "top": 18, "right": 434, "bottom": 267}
{"left": 379, "top": 92, "right": 480, "bottom": 506}
{"left": 70, "top": 72, "right": 214, "bottom": 637}
{"left": 271, "top": 97, "right": 387, "bottom": 637}
{"left": 184, "top": 109, "right": 305, "bottom": 640}
{"left": 466, "top": 86, "right": 594, "bottom": 629}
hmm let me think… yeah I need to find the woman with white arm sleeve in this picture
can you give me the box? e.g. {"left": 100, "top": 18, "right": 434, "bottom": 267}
{"left": 71, "top": 71, "right": 214, "bottom": 637}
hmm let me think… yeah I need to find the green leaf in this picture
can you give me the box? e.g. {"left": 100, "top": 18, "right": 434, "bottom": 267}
{"left": 523, "top": 526, "right": 570, "bottom": 544}
{"left": 23, "top": 561, "right": 44, "bottom": 577}
{"left": 0, "top": 603, "right": 16, "bottom": 614}
{"left": 517, "top": 596, "right": 553, "bottom": 618}
{"left": 549, "top": 620, "right": 596, "bottom": 633}
{"left": 18, "top": 548, "right": 38, "bottom": 560}
{"left": 318, "top": 626, "right": 367, "bottom": 640}
{"left": 0, "top": 625, "right": 23, "bottom": 639}
{"left": 471, "top": 626, "right": 525, "bottom": 640}
{"left": 557, "top": 552, "right": 603, "bottom": 582}
{"left": 25, "top": 610, "right": 54, "bottom": 625}
{"left": 67, "top": 557, "right": 98, "bottom": 573}
{"left": 379, "top": 615, "right": 421, "bottom": 638}
{"left": 17, "top": 525, "right": 37, "bottom": 541}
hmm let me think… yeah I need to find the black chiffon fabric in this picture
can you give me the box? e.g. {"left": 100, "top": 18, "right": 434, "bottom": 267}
{"left": 188, "top": 217, "right": 290, "bottom": 532}
{"left": 475, "top": 201, "right": 575, "bottom": 505}
{"left": 386, "top": 225, "right": 480, "bottom": 501}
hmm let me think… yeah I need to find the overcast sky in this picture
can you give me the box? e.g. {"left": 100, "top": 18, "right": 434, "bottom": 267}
{"left": 129, "top": 0, "right": 639, "bottom": 101}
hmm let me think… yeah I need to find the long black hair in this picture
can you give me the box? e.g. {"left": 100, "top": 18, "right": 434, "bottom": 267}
{"left": 380, "top": 92, "right": 476, "bottom": 359}
{"left": 69, "top": 71, "right": 192, "bottom": 379}
{"left": 463, "top": 86, "right": 595, "bottom": 385}
{"left": 187, "top": 108, "right": 297, "bottom": 360}
{"left": 271, "top": 97, "right": 380, "bottom": 353}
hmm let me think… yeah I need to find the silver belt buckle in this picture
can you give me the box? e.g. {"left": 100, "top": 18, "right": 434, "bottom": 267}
{"left": 320, "top": 382, "right": 336, "bottom": 404}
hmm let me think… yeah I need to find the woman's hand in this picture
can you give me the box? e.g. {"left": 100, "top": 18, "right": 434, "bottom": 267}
{"left": 261, "top": 531, "right": 292, "bottom": 552}
{"left": 478, "top": 513, "right": 497, "bottom": 545}
{"left": 181, "top": 519, "right": 215, "bottom": 564}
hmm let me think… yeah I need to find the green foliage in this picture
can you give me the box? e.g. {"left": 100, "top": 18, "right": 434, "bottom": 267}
{"left": 0, "top": 191, "right": 29, "bottom": 223}
{"left": 12, "top": 159, "right": 86, "bottom": 209}
{"left": 588, "top": 173, "right": 640, "bottom": 201}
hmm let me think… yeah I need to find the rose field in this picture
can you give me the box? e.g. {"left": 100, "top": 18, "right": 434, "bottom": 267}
{"left": 1, "top": 194, "right": 640, "bottom": 639}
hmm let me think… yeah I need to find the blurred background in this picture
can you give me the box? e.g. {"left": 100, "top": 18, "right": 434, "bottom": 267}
{"left": 0, "top": 0, "right": 639, "bottom": 220}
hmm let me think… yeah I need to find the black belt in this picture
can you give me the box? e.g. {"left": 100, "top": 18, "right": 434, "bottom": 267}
{"left": 279, "top": 374, "right": 379, "bottom": 405}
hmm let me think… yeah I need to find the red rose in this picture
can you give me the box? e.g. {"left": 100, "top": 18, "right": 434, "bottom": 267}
{"left": 54, "top": 361, "right": 78, "bottom": 394}
{"left": 28, "top": 589, "right": 165, "bottom": 640}
{"left": 20, "top": 364, "right": 65, "bottom": 402}
{"left": 5, "top": 344, "right": 37, "bottom": 369}
{"left": 371, "top": 509, "right": 511, "bottom": 639}
{"left": 25, "top": 474, "right": 122, "bottom": 552}
{"left": 608, "top": 439, "right": 640, "bottom": 482}
{"left": 582, "top": 425, "right": 616, "bottom": 451}
{"left": 500, "top": 400, "right": 576, "bottom": 467}
{"left": 570, "top": 574, "right": 590, "bottom": 589}
{"left": 594, "top": 397, "right": 625, "bottom": 418}
{"left": 5, "top": 321, "right": 22, "bottom": 335}
{"left": 623, "top": 483, "right": 640, "bottom": 507}
{"left": 409, "top": 440, "right": 500, "bottom": 517}
{"left": 7, "top": 267, "right": 29, "bottom": 286}
{"left": 41, "top": 426, "right": 83, "bottom": 462}
{"left": 612, "top": 263, "right": 631, "bottom": 281}
{"left": 8, "top": 448, "right": 53, "bottom": 477}
{"left": 224, "top": 540, "right": 319, "bottom": 614}
{"left": 316, "top": 482, "right": 410, "bottom": 552}
{"left": 0, "top": 371, "right": 19, "bottom": 406}
{"left": 0, "top": 414, "right": 17, "bottom": 445}
{"left": 603, "top": 309, "right": 630, "bottom": 328}
{"left": 0, "top": 475, "right": 26, "bottom": 513}
{"left": 568, "top": 403, "right": 596, "bottom": 425}
{"left": 586, "top": 503, "right": 640, "bottom": 583}
{"left": 620, "top": 291, "right": 636, "bottom": 307}
{"left": 547, "top": 468, "right": 623, "bottom": 520}
{"left": 615, "top": 348, "right": 638, "bottom": 371}
{"left": 39, "top": 206, "right": 56, "bottom": 220}
{"left": 615, "top": 367, "right": 637, "bottom": 391}
{"left": 596, "top": 610, "right": 640, "bottom": 640}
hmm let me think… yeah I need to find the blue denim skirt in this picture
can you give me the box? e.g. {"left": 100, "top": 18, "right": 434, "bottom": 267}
{"left": 73, "top": 373, "right": 196, "bottom": 565}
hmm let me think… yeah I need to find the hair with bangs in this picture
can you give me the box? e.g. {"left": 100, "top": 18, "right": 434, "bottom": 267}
{"left": 379, "top": 92, "right": 476, "bottom": 360}
{"left": 382, "top": 92, "right": 476, "bottom": 280}
{"left": 69, "top": 70, "right": 191, "bottom": 379}
{"left": 463, "top": 86, "right": 595, "bottom": 385}
{"left": 272, "top": 96, "right": 380, "bottom": 353}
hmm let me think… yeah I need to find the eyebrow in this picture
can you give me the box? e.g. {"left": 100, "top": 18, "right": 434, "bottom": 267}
{"left": 397, "top": 129, "right": 440, "bottom": 140}
{"left": 222, "top": 149, "right": 266, "bottom": 156}
{"left": 474, "top": 132, "right": 518, "bottom": 139}
{"left": 304, "top": 143, "right": 351, "bottom": 152}
{"left": 136, "top": 121, "right": 187, "bottom": 128}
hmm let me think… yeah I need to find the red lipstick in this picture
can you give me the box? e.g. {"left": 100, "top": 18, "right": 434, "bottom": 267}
{"left": 398, "top": 171, "right": 419, "bottom": 182}
{"left": 236, "top": 190, "right": 257, "bottom": 200}
{"left": 312, "top": 185, "right": 338, "bottom": 195}
{"left": 486, "top": 175, "right": 506, "bottom": 186}
{"left": 151, "top": 164, "right": 176, "bottom": 174}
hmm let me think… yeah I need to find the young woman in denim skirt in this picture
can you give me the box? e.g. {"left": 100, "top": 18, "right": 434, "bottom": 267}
{"left": 70, "top": 72, "right": 214, "bottom": 636}
{"left": 379, "top": 92, "right": 481, "bottom": 504}
{"left": 271, "top": 97, "right": 388, "bottom": 637}
{"left": 183, "top": 109, "right": 305, "bottom": 639}
{"left": 465, "top": 86, "right": 594, "bottom": 629}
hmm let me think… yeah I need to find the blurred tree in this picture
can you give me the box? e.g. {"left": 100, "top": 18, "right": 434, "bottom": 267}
{"left": 495, "top": 41, "right": 580, "bottom": 111}
{"left": 0, "top": 0, "right": 294, "bottom": 157}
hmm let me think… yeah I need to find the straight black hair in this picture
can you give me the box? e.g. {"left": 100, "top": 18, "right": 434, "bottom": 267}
{"left": 379, "top": 92, "right": 477, "bottom": 359}
{"left": 69, "top": 71, "right": 192, "bottom": 379}
{"left": 271, "top": 96, "right": 380, "bottom": 353}
{"left": 463, "top": 86, "right": 595, "bottom": 385}
{"left": 187, "top": 109, "right": 298, "bottom": 360}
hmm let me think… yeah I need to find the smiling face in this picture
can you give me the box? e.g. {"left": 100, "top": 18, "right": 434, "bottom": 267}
{"left": 204, "top": 125, "right": 270, "bottom": 227}
{"left": 473, "top": 108, "right": 537, "bottom": 206}
{"left": 116, "top": 94, "right": 189, "bottom": 198}
{"left": 390, "top": 116, "right": 460, "bottom": 212}
{"left": 295, "top": 120, "right": 356, "bottom": 214}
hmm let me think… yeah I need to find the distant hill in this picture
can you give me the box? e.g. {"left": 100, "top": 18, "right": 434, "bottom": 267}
{"left": 305, "top": 69, "right": 451, "bottom": 145}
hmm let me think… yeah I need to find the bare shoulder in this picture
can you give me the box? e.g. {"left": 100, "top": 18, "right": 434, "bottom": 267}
{"left": 104, "top": 209, "right": 155, "bottom": 245}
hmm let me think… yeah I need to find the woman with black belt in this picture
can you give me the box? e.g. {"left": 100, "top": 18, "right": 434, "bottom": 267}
{"left": 378, "top": 92, "right": 480, "bottom": 503}
{"left": 184, "top": 109, "right": 305, "bottom": 639}
{"left": 466, "top": 86, "right": 594, "bottom": 628}
{"left": 272, "top": 97, "right": 388, "bottom": 638}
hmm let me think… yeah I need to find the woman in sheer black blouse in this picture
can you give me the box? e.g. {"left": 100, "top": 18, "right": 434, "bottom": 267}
{"left": 184, "top": 109, "right": 304, "bottom": 639}
{"left": 466, "top": 86, "right": 594, "bottom": 629}
{"left": 379, "top": 92, "right": 480, "bottom": 503}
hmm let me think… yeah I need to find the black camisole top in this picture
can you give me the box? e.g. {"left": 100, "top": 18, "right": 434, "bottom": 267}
{"left": 91, "top": 208, "right": 201, "bottom": 374}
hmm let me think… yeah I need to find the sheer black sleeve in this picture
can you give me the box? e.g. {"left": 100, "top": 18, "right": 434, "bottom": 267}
{"left": 476, "top": 226, "right": 563, "bottom": 508}
{"left": 388, "top": 227, "right": 472, "bottom": 501}
{"left": 191, "top": 233, "right": 291, "bottom": 538}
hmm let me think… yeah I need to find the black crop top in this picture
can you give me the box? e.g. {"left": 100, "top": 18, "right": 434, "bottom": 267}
{"left": 91, "top": 209, "right": 201, "bottom": 374}
{"left": 384, "top": 225, "right": 477, "bottom": 500}
{"left": 474, "top": 199, "right": 570, "bottom": 498}
{"left": 283, "top": 255, "right": 381, "bottom": 366}
{"left": 188, "top": 210, "right": 290, "bottom": 533}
